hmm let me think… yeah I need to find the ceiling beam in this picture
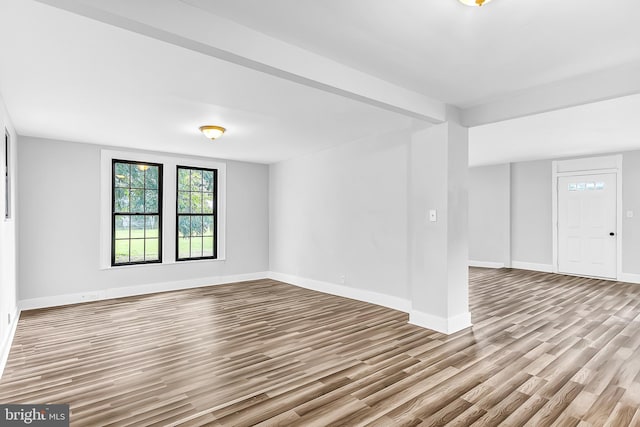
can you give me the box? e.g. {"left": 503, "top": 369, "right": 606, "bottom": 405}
{"left": 461, "top": 62, "right": 640, "bottom": 127}
{"left": 34, "top": 0, "right": 446, "bottom": 124}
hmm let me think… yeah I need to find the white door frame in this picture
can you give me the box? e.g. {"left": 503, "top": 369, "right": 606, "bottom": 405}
{"left": 552, "top": 155, "right": 623, "bottom": 279}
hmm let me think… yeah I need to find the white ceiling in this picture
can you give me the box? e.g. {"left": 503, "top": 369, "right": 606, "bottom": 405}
{"left": 470, "top": 93, "right": 640, "bottom": 167}
{"left": 188, "top": 0, "right": 640, "bottom": 107}
{"left": 0, "top": 0, "right": 639, "bottom": 165}
{"left": 0, "top": 0, "right": 416, "bottom": 163}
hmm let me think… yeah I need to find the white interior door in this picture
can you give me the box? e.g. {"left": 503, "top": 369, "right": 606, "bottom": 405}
{"left": 558, "top": 173, "right": 617, "bottom": 279}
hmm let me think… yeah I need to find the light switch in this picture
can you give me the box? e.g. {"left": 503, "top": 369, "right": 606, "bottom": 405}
{"left": 429, "top": 209, "right": 437, "bottom": 222}
{"left": 627, "top": 211, "right": 634, "bottom": 218}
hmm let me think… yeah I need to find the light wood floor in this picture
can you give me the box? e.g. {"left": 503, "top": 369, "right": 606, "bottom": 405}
{"left": 2, "top": 268, "right": 640, "bottom": 426}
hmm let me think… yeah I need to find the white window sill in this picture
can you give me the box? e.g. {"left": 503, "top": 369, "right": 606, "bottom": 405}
{"left": 101, "top": 258, "right": 226, "bottom": 270}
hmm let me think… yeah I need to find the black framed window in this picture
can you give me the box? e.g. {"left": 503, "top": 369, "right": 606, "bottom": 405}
{"left": 4, "top": 129, "right": 10, "bottom": 220}
{"left": 112, "top": 160, "right": 163, "bottom": 266}
{"left": 176, "top": 166, "right": 217, "bottom": 261}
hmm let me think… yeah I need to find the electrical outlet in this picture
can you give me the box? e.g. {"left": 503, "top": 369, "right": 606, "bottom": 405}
{"left": 340, "top": 275, "right": 346, "bottom": 284}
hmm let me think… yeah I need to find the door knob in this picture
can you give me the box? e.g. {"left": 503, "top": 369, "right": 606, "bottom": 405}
{"left": 610, "top": 232, "right": 615, "bottom": 236}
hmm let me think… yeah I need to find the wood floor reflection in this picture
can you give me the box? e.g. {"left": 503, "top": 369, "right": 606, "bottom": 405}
{"left": 2, "top": 268, "right": 640, "bottom": 426}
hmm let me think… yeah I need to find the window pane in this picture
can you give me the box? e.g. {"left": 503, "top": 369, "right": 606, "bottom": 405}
{"left": 191, "top": 170, "right": 202, "bottom": 192}
{"left": 176, "top": 166, "right": 216, "bottom": 261}
{"left": 115, "top": 188, "right": 130, "bottom": 213}
{"left": 203, "top": 236, "right": 214, "bottom": 257}
{"left": 145, "top": 215, "right": 159, "bottom": 238}
{"left": 191, "top": 237, "right": 202, "bottom": 258}
{"left": 145, "top": 238, "right": 159, "bottom": 260}
{"left": 113, "top": 160, "right": 163, "bottom": 266}
{"left": 191, "top": 216, "right": 203, "bottom": 236}
{"left": 178, "top": 236, "right": 190, "bottom": 259}
{"left": 131, "top": 165, "right": 145, "bottom": 188}
{"left": 115, "top": 163, "right": 130, "bottom": 188}
{"left": 203, "top": 216, "right": 214, "bottom": 236}
{"left": 178, "top": 168, "right": 190, "bottom": 191}
{"left": 191, "top": 192, "right": 202, "bottom": 213}
{"left": 130, "top": 189, "right": 145, "bottom": 213}
{"left": 203, "top": 193, "right": 214, "bottom": 214}
{"left": 178, "top": 191, "right": 190, "bottom": 214}
{"left": 145, "top": 166, "right": 159, "bottom": 190}
{"left": 202, "top": 170, "right": 214, "bottom": 192}
{"left": 115, "top": 215, "right": 130, "bottom": 239}
{"left": 131, "top": 216, "right": 145, "bottom": 239}
{"left": 145, "top": 190, "right": 158, "bottom": 213}
{"left": 178, "top": 216, "right": 190, "bottom": 238}
{"left": 115, "top": 240, "right": 129, "bottom": 264}
{"left": 130, "top": 239, "right": 145, "bottom": 262}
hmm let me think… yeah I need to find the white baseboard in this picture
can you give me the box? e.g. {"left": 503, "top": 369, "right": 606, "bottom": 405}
{"left": 469, "top": 260, "right": 505, "bottom": 269}
{"left": 267, "top": 272, "right": 475, "bottom": 335}
{"left": 0, "top": 307, "right": 20, "bottom": 380}
{"left": 618, "top": 273, "right": 640, "bottom": 284}
{"left": 267, "top": 271, "right": 412, "bottom": 313}
{"left": 511, "top": 261, "right": 553, "bottom": 273}
{"left": 18, "top": 272, "right": 269, "bottom": 311}
{"left": 409, "top": 309, "right": 472, "bottom": 334}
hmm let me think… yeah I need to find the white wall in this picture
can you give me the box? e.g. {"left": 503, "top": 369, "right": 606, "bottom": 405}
{"left": 622, "top": 151, "right": 640, "bottom": 275}
{"left": 468, "top": 164, "right": 510, "bottom": 267}
{"left": 0, "top": 92, "right": 18, "bottom": 366}
{"left": 408, "top": 118, "right": 471, "bottom": 333}
{"left": 18, "top": 137, "right": 269, "bottom": 302}
{"left": 511, "top": 160, "right": 553, "bottom": 267}
{"left": 468, "top": 159, "right": 572, "bottom": 270}
{"left": 269, "top": 128, "right": 411, "bottom": 300}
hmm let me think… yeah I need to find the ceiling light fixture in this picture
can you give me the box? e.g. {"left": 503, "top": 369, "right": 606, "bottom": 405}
{"left": 199, "top": 125, "right": 226, "bottom": 140}
{"left": 459, "top": 0, "right": 493, "bottom": 6}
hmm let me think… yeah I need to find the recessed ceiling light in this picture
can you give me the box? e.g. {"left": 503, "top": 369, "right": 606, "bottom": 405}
{"left": 459, "top": 0, "right": 493, "bottom": 6}
{"left": 199, "top": 125, "right": 226, "bottom": 140}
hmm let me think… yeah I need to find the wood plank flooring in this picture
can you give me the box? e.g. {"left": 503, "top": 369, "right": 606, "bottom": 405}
{"left": 2, "top": 268, "right": 640, "bottom": 426}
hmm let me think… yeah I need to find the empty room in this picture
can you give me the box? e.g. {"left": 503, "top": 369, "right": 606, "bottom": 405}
{"left": 1, "top": 0, "right": 640, "bottom": 425}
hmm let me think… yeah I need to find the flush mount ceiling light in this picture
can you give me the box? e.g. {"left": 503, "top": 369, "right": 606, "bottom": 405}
{"left": 199, "top": 125, "right": 226, "bottom": 140}
{"left": 459, "top": 0, "right": 493, "bottom": 6}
